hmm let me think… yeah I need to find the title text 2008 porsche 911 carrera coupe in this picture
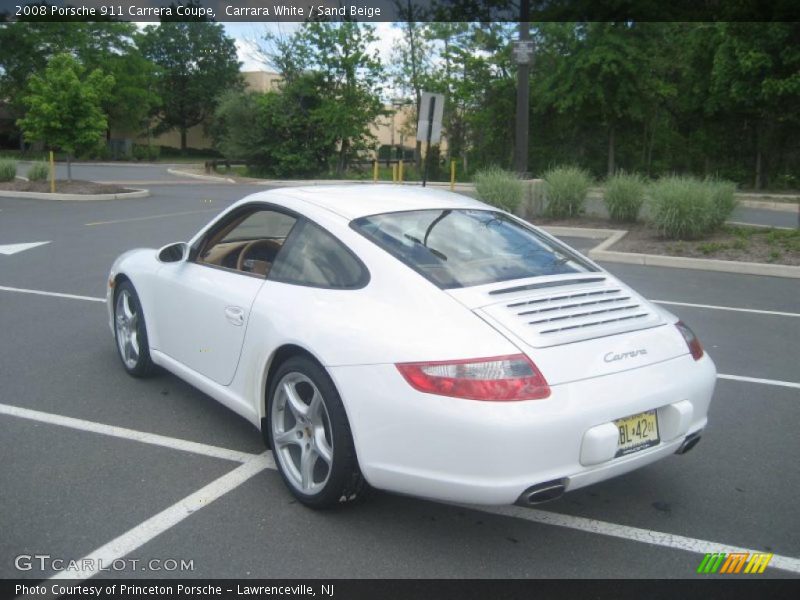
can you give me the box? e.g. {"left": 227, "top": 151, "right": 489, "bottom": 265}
{"left": 107, "top": 186, "right": 716, "bottom": 508}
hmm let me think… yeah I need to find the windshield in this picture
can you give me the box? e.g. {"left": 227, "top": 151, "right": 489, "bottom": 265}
{"left": 351, "top": 209, "right": 597, "bottom": 289}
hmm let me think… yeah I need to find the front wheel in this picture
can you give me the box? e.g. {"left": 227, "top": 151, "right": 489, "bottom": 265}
{"left": 267, "top": 356, "right": 367, "bottom": 508}
{"left": 114, "top": 281, "right": 155, "bottom": 377}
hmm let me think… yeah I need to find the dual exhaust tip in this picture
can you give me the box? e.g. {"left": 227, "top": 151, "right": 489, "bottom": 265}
{"left": 675, "top": 431, "right": 702, "bottom": 455}
{"left": 516, "top": 479, "right": 566, "bottom": 506}
{"left": 516, "top": 431, "right": 703, "bottom": 506}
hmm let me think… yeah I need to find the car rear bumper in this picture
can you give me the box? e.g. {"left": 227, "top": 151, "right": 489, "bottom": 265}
{"left": 329, "top": 353, "right": 716, "bottom": 505}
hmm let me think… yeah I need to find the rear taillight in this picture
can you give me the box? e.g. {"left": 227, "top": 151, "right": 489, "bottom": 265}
{"left": 675, "top": 321, "right": 704, "bottom": 360}
{"left": 396, "top": 354, "right": 550, "bottom": 401}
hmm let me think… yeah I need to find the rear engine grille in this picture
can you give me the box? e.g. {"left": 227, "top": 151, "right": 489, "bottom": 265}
{"left": 480, "top": 277, "right": 662, "bottom": 347}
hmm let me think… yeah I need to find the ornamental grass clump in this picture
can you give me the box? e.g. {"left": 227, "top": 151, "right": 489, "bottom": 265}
{"left": 604, "top": 171, "right": 646, "bottom": 222}
{"left": 648, "top": 176, "right": 714, "bottom": 240}
{"left": 0, "top": 159, "right": 17, "bottom": 182}
{"left": 27, "top": 161, "right": 49, "bottom": 182}
{"left": 706, "top": 178, "right": 737, "bottom": 229}
{"left": 543, "top": 166, "right": 591, "bottom": 218}
{"left": 474, "top": 166, "right": 525, "bottom": 213}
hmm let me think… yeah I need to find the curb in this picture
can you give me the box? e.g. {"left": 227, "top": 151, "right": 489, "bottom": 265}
{"left": 167, "top": 168, "right": 235, "bottom": 184}
{"left": 738, "top": 199, "right": 799, "bottom": 213}
{"left": 540, "top": 226, "right": 800, "bottom": 279}
{"left": 0, "top": 188, "right": 150, "bottom": 201}
{"left": 244, "top": 179, "right": 476, "bottom": 193}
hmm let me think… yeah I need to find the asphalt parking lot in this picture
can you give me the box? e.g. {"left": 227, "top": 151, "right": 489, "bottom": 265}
{"left": 1, "top": 168, "right": 799, "bottom": 580}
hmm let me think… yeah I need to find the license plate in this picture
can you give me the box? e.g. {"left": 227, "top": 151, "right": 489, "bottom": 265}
{"left": 614, "top": 410, "right": 659, "bottom": 457}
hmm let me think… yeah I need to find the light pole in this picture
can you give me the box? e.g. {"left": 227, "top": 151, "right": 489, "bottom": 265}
{"left": 513, "top": 1, "right": 532, "bottom": 177}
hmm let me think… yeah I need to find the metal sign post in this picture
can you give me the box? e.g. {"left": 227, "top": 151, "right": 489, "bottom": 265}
{"left": 417, "top": 92, "right": 445, "bottom": 187}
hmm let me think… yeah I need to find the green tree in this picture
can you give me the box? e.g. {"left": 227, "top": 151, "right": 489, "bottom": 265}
{"left": 262, "top": 22, "right": 385, "bottom": 175}
{"left": 212, "top": 74, "right": 338, "bottom": 177}
{"left": 0, "top": 21, "right": 159, "bottom": 146}
{"left": 536, "top": 23, "right": 663, "bottom": 176}
{"left": 138, "top": 20, "right": 242, "bottom": 152}
{"left": 17, "top": 53, "right": 113, "bottom": 180}
{"left": 709, "top": 23, "right": 800, "bottom": 189}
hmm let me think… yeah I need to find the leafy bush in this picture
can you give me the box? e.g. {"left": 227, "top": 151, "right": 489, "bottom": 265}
{"left": 543, "top": 166, "right": 591, "bottom": 218}
{"left": 0, "top": 159, "right": 17, "bottom": 182}
{"left": 132, "top": 144, "right": 160, "bottom": 161}
{"left": 648, "top": 176, "right": 714, "bottom": 240}
{"left": 707, "top": 179, "right": 737, "bottom": 229}
{"left": 604, "top": 171, "right": 645, "bottom": 222}
{"left": 27, "top": 161, "right": 49, "bottom": 181}
{"left": 474, "top": 167, "right": 524, "bottom": 212}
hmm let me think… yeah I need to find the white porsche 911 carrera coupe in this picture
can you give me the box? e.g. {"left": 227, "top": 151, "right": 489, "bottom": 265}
{"left": 108, "top": 185, "right": 716, "bottom": 508}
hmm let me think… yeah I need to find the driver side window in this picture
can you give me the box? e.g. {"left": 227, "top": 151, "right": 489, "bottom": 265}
{"left": 196, "top": 207, "right": 297, "bottom": 278}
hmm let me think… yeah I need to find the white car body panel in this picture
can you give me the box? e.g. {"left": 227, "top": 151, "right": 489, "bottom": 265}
{"left": 108, "top": 185, "right": 717, "bottom": 505}
{"left": 151, "top": 261, "right": 264, "bottom": 386}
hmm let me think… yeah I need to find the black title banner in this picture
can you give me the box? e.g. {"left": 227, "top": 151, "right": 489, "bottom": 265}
{"left": 5, "top": 579, "right": 800, "bottom": 600}
{"left": 1, "top": 0, "right": 798, "bottom": 23}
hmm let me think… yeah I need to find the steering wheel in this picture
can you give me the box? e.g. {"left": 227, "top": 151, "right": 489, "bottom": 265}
{"left": 236, "top": 239, "right": 279, "bottom": 272}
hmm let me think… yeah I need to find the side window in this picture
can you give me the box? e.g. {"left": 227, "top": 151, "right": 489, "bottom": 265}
{"left": 196, "top": 207, "right": 297, "bottom": 278}
{"left": 269, "top": 221, "right": 368, "bottom": 289}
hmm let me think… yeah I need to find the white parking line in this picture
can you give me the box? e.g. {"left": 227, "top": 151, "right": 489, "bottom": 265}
{"left": 652, "top": 299, "right": 800, "bottom": 318}
{"left": 717, "top": 374, "right": 800, "bottom": 390}
{"left": 3, "top": 401, "right": 798, "bottom": 577}
{"left": 49, "top": 453, "right": 274, "bottom": 581}
{"left": 0, "top": 403, "right": 258, "bottom": 463}
{"left": 0, "top": 285, "right": 104, "bottom": 303}
{"left": 477, "top": 505, "right": 800, "bottom": 574}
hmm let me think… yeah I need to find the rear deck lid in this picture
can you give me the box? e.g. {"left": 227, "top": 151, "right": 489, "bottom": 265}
{"left": 449, "top": 273, "right": 664, "bottom": 348}
{"left": 446, "top": 274, "right": 687, "bottom": 384}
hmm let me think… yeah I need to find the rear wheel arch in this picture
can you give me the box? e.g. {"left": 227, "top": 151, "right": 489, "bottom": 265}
{"left": 260, "top": 345, "right": 362, "bottom": 465}
{"left": 261, "top": 344, "right": 326, "bottom": 433}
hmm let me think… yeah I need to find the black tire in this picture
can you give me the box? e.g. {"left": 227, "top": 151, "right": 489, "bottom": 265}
{"left": 267, "top": 355, "right": 368, "bottom": 508}
{"left": 113, "top": 281, "right": 155, "bottom": 378}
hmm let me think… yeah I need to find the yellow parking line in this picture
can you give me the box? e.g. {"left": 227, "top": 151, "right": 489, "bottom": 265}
{"left": 85, "top": 208, "right": 218, "bottom": 226}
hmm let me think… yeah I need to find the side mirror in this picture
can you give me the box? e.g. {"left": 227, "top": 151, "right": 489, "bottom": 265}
{"left": 157, "top": 242, "right": 189, "bottom": 263}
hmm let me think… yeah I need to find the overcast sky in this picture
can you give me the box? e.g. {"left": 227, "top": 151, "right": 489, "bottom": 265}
{"left": 222, "top": 21, "right": 403, "bottom": 73}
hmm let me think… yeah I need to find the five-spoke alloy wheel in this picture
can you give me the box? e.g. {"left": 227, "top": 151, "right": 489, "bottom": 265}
{"left": 114, "top": 281, "right": 154, "bottom": 377}
{"left": 268, "top": 356, "right": 366, "bottom": 508}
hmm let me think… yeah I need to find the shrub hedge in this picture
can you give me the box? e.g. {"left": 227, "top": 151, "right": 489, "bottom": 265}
{"left": 474, "top": 167, "right": 525, "bottom": 213}
{"left": 543, "top": 166, "right": 591, "bottom": 218}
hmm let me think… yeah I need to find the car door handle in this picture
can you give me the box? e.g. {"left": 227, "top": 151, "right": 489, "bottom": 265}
{"left": 224, "top": 306, "right": 245, "bottom": 326}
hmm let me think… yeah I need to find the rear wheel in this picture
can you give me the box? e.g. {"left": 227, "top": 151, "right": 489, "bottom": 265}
{"left": 267, "top": 356, "right": 367, "bottom": 508}
{"left": 114, "top": 281, "right": 155, "bottom": 377}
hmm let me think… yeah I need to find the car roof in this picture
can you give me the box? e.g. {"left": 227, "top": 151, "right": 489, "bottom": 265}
{"left": 245, "top": 184, "right": 491, "bottom": 221}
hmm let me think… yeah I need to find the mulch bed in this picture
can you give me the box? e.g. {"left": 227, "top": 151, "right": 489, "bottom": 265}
{"left": 0, "top": 179, "right": 129, "bottom": 194}
{"left": 533, "top": 216, "right": 800, "bottom": 267}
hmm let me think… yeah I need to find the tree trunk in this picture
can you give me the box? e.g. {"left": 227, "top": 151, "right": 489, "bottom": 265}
{"left": 754, "top": 125, "right": 762, "bottom": 190}
{"left": 180, "top": 128, "right": 187, "bottom": 154}
{"left": 607, "top": 123, "right": 616, "bottom": 177}
{"left": 337, "top": 138, "right": 350, "bottom": 176}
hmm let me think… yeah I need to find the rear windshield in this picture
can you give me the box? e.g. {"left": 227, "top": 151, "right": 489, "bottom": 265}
{"left": 351, "top": 209, "right": 597, "bottom": 289}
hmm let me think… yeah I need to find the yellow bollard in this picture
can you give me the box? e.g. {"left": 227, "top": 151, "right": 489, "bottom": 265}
{"left": 373, "top": 160, "right": 378, "bottom": 183}
{"left": 399, "top": 160, "right": 404, "bottom": 183}
{"left": 450, "top": 159, "right": 456, "bottom": 191}
{"left": 49, "top": 150, "right": 55, "bottom": 193}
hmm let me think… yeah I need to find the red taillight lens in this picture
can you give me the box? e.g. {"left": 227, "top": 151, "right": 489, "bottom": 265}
{"left": 675, "top": 321, "right": 704, "bottom": 361}
{"left": 396, "top": 354, "right": 550, "bottom": 401}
